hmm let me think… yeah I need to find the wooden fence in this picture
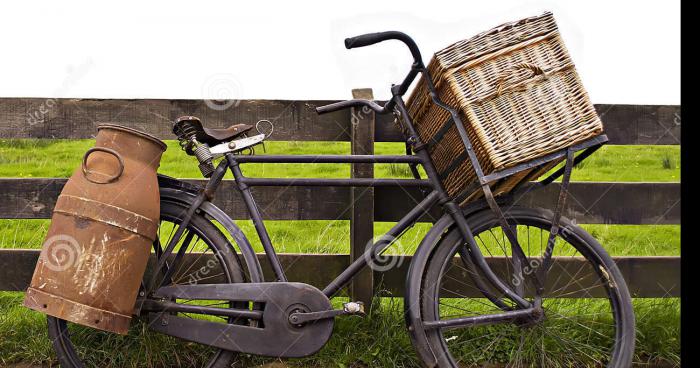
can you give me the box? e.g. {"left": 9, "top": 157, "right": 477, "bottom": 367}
{"left": 0, "top": 92, "right": 681, "bottom": 306}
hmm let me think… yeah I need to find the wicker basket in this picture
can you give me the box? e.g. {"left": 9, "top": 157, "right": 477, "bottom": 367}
{"left": 402, "top": 12, "right": 603, "bottom": 202}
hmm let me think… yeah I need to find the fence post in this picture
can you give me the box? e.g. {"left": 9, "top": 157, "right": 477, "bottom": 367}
{"left": 350, "top": 88, "right": 375, "bottom": 308}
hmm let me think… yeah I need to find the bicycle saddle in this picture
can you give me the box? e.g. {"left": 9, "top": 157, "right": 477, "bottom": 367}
{"left": 173, "top": 116, "right": 254, "bottom": 146}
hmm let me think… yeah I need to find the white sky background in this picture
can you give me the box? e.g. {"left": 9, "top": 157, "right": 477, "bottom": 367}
{"left": 0, "top": 0, "right": 679, "bottom": 104}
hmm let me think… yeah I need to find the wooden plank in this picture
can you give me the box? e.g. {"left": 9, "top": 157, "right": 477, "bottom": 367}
{"left": 376, "top": 104, "right": 681, "bottom": 145}
{"left": 349, "top": 88, "right": 375, "bottom": 307}
{"left": 0, "top": 249, "right": 679, "bottom": 298}
{"left": 0, "top": 249, "right": 351, "bottom": 293}
{"left": 0, "top": 249, "right": 38, "bottom": 291}
{"left": 375, "top": 182, "right": 681, "bottom": 225}
{"left": 373, "top": 255, "right": 680, "bottom": 298}
{"left": 594, "top": 104, "right": 681, "bottom": 145}
{"left": 0, "top": 99, "right": 679, "bottom": 144}
{"left": 0, "top": 178, "right": 352, "bottom": 221}
{"left": 0, "top": 179, "right": 680, "bottom": 224}
{"left": 0, "top": 98, "right": 351, "bottom": 141}
{"left": 613, "top": 257, "right": 681, "bottom": 298}
{"left": 514, "top": 182, "right": 681, "bottom": 225}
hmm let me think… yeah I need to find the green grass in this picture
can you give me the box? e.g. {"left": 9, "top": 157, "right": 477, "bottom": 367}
{"left": 0, "top": 139, "right": 680, "bottom": 181}
{"left": 0, "top": 139, "right": 681, "bottom": 367}
{"left": 0, "top": 292, "right": 56, "bottom": 365}
{"left": 0, "top": 293, "right": 681, "bottom": 367}
{"left": 0, "top": 218, "right": 680, "bottom": 258}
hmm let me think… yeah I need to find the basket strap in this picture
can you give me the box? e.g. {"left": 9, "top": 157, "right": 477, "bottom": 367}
{"left": 438, "top": 151, "right": 470, "bottom": 181}
{"left": 452, "top": 179, "right": 483, "bottom": 204}
{"left": 429, "top": 116, "right": 456, "bottom": 145}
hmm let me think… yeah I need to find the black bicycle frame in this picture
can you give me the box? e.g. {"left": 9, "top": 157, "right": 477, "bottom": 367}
{"left": 153, "top": 31, "right": 607, "bottom": 314}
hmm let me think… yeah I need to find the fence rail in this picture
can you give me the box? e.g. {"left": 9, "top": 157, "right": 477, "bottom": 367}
{"left": 0, "top": 250, "right": 679, "bottom": 298}
{"left": 0, "top": 94, "right": 681, "bottom": 306}
{"left": 1, "top": 179, "right": 680, "bottom": 224}
{"left": 0, "top": 98, "right": 681, "bottom": 144}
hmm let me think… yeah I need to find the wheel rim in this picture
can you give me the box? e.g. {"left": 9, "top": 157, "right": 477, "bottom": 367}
{"left": 423, "top": 210, "right": 633, "bottom": 367}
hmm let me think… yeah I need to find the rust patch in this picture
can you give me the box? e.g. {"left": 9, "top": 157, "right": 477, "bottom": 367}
{"left": 74, "top": 216, "right": 91, "bottom": 229}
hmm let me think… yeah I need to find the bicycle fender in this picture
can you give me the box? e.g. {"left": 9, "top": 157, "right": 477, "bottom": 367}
{"left": 158, "top": 178, "right": 264, "bottom": 283}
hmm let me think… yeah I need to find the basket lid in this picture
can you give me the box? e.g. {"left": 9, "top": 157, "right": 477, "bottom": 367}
{"left": 432, "top": 12, "right": 558, "bottom": 75}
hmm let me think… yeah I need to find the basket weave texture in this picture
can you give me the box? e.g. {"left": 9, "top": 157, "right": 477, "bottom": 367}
{"left": 403, "top": 12, "right": 603, "bottom": 200}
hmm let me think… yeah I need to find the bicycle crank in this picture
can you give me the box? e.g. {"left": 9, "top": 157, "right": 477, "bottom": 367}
{"left": 146, "top": 282, "right": 334, "bottom": 358}
{"left": 288, "top": 301, "right": 365, "bottom": 325}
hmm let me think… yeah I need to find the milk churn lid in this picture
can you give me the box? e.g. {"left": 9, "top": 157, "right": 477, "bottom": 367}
{"left": 97, "top": 124, "right": 167, "bottom": 151}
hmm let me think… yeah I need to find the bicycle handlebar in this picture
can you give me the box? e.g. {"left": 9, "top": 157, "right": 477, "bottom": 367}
{"left": 344, "top": 31, "right": 423, "bottom": 66}
{"left": 315, "top": 31, "right": 424, "bottom": 115}
{"left": 315, "top": 99, "right": 387, "bottom": 115}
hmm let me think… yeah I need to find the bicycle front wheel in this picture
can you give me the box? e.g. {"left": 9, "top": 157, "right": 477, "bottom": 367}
{"left": 418, "top": 206, "right": 635, "bottom": 367}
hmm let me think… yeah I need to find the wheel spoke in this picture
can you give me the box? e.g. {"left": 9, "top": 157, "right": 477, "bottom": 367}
{"left": 172, "top": 247, "right": 213, "bottom": 285}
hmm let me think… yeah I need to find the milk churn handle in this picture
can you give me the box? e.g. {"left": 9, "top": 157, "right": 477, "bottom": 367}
{"left": 81, "top": 147, "right": 125, "bottom": 184}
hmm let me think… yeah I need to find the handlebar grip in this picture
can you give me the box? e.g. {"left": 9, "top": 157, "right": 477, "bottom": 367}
{"left": 315, "top": 101, "right": 348, "bottom": 115}
{"left": 344, "top": 32, "right": 395, "bottom": 49}
{"left": 343, "top": 31, "right": 423, "bottom": 67}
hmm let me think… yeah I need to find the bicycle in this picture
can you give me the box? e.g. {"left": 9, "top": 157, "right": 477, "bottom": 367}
{"left": 45, "top": 31, "right": 635, "bottom": 367}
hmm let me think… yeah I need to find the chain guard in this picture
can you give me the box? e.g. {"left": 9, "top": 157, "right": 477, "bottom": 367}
{"left": 147, "top": 282, "right": 333, "bottom": 358}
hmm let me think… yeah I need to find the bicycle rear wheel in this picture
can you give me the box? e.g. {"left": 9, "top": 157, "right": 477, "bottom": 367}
{"left": 47, "top": 199, "right": 250, "bottom": 368}
{"left": 418, "top": 206, "right": 635, "bottom": 367}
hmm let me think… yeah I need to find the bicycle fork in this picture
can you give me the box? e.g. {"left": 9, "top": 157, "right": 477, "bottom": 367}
{"left": 431, "top": 153, "right": 576, "bottom": 334}
{"left": 421, "top": 152, "right": 576, "bottom": 334}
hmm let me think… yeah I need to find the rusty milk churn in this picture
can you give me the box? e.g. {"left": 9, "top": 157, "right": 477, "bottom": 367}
{"left": 23, "top": 124, "right": 167, "bottom": 334}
